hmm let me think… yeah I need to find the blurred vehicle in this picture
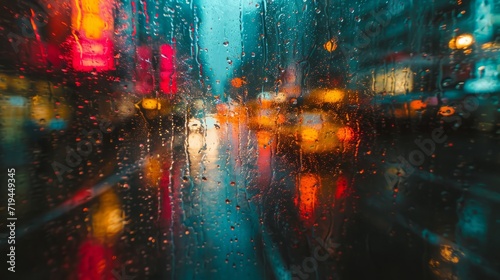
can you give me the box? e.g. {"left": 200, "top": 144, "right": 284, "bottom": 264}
{"left": 244, "top": 87, "right": 360, "bottom": 154}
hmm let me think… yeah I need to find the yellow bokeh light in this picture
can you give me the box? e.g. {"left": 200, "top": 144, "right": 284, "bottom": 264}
{"left": 257, "top": 130, "right": 272, "bottom": 147}
{"left": 31, "top": 96, "right": 54, "bottom": 124}
{"left": 11, "top": 77, "right": 31, "bottom": 91}
{"left": 81, "top": 0, "right": 100, "bottom": 13}
{"left": 450, "top": 34, "right": 474, "bottom": 49}
{"left": 255, "top": 115, "right": 274, "bottom": 128}
{"left": 448, "top": 38, "right": 456, "bottom": 49}
{"left": 0, "top": 73, "right": 8, "bottom": 90}
{"left": 144, "top": 156, "right": 162, "bottom": 185}
{"left": 309, "top": 88, "right": 345, "bottom": 104}
{"left": 440, "top": 245, "right": 460, "bottom": 263}
{"left": 301, "top": 127, "right": 319, "bottom": 142}
{"left": 81, "top": 14, "right": 108, "bottom": 39}
{"left": 91, "top": 190, "right": 123, "bottom": 244}
{"left": 323, "top": 89, "right": 345, "bottom": 103}
{"left": 142, "top": 98, "right": 160, "bottom": 110}
{"left": 323, "top": 38, "right": 338, "bottom": 52}
{"left": 455, "top": 34, "right": 474, "bottom": 49}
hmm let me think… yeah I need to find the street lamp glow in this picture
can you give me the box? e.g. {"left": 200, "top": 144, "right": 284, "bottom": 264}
{"left": 449, "top": 34, "right": 474, "bottom": 49}
{"left": 456, "top": 34, "right": 474, "bottom": 48}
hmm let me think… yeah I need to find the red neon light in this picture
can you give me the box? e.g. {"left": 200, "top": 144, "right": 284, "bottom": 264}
{"left": 295, "top": 174, "right": 319, "bottom": 227}
{"left": 73, "top": 38, "right": 114, "bottom": 71}
{"left": 335, "top": 175, "right": 349, "bottom": 200}
{"left": 159, "top": 44, "right": 177, "bottom": 94}
{"left": 77, "top": 240, "right": 113, "bottom": 280}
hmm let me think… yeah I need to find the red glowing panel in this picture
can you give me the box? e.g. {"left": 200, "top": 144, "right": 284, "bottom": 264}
{"left": 335, "top": 175, "right": 348, "bottom": 199}
{"left": 78, "top": 240, "right": 113, "bottom": 280}
{"left": 71, "top": 0, "right": 114, "bottom": 72}
{"left": 336, "top": 126, "right": 355, "bottom": 142}
{"left": 296, "top": 174, "right": 319, "bottom": 226}
{"left": 159, "top": 44, "right": 177, "bottom": 94}
{"left": 47, "top": 43, "right": 62, "bottom": 69}
{"left": 73, "top": 38, "right": 114, "bottom": 71}
{"left": 159, "top": 160, "right": 172, "bottom": 223}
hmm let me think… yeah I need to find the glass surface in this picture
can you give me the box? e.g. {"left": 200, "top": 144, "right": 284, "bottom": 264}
{"left": 0, "top": 0, "right": 499, "bottom": 279}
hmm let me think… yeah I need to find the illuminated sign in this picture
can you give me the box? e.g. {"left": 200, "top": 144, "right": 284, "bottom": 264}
{"left": 72, "top": 38, "right": 114, "bottom": 71}
{"left": 72, "top": 0, "right": 114, "bottom": 71}
{"left": 159, "top": 44, "right": 177, "bottom": 94}
{"left": 296, "top": 173, "right": 319, "bottom": 227}
{"left": 373, "top": 67, "right": 413, "bottom": 95}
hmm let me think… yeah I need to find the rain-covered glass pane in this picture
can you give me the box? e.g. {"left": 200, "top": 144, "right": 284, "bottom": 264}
{"left": 0, "top": 0, "right": 499, "bottom": 279}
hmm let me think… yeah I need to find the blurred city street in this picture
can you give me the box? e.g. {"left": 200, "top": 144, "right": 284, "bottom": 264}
{"left": 0, "top": 0, "right": 499, "bottom": 280}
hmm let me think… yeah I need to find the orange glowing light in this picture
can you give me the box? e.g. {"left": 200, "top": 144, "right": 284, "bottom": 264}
{"left": 309, "top": 88, "right": 345, "bottom": 104}
{"left": 323, "top": 38, "right": 338, "bottom": 52}
{"left": 438, "top": 106, "right": 455, "bottom": 116}
{"left": 144, "top": 156, "right": 162, "bottom": 185}
{"left": 336, "top": 127, "right": 354, "bottom": 142}
{"left": 448, "top": 38, "right": 457, "bottom": 50}
{"left": 410, "top": 100, "right": 427, "bottom": 110}
{"left": 276, "top": 113, "right": 286, "bottom": 125}
{"left": 323, "top": 89, "right": 345, "bottom": 103}
{"left": 91, "top": 190, "right": 123, "bottom": 244}
{"left": 81, "top": 13, "right": 108, "bottom": 39}
{"left": 301, "top": 127, "right": 319, "bottom": 142}
{"left": 296, "top": 174, "right": 319, "bottom": 226}
{"left": 82, "top": 0, "right": 101, "bottom": 13}
{"left": 440, "top": 245, "right": 460, "bottom": 263}
{"left": 254, "top": 115, "right": 274, "bottom": 128}
{"left": 257, "top": 93, "right": 273, "bottom": 109}
{"left": 231, "top": 77, "right": 245, "bottom": 88}
{"left": 74, "top": 0, "right": 111, "bottom": 40}
{"left": 216, "top": 103, "right": 246, "bottom": 124}
{"left": 257, "top": 130, "right": 272, "bottom": 147}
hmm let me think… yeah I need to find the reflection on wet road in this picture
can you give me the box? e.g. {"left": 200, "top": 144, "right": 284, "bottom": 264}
{"left": 1, "top": 101, "right": 499, "bottom": 280}
{"left": 174, "top": 116, "right": 265, "bottom": 279}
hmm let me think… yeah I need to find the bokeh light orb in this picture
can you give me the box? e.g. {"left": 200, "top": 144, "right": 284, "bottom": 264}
{"left": 324, "top": 37, "right": 338, "bottom": 52}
